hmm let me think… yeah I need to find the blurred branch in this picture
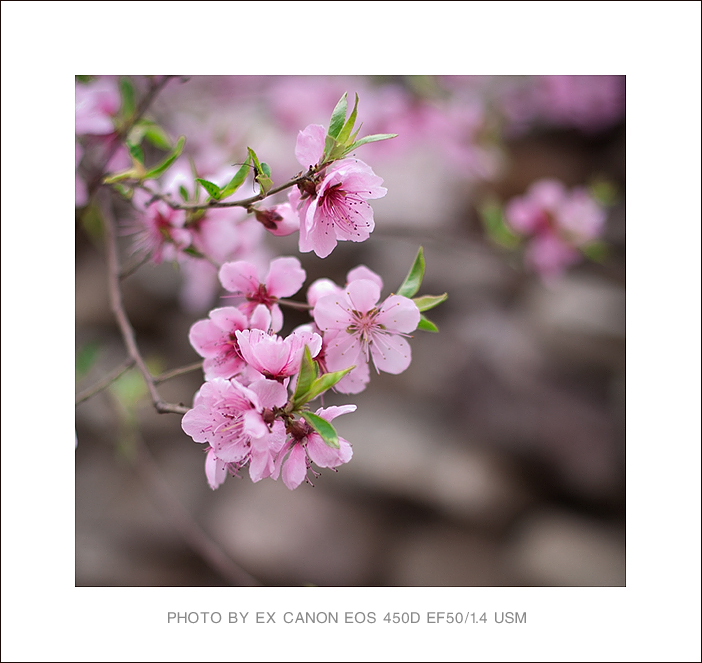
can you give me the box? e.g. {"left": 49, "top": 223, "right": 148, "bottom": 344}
{"left": 153, "top": 361, "right": 203, "bottom": 385}
{"left": 86, "top": 76, "right": 176, "bottom": 201}
{"left": 101, "top": 190, "right": 190, "bottom": 416}
{"left": 128, "top": 425, "right": 261, "bottom": 586}
{"left": 75, "top": 357, "right": 136, "bottom": 406}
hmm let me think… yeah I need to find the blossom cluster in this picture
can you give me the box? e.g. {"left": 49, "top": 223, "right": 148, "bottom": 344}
{"left": 504, "top": 178, "right": 607, "bottom": 281}
{"left": 183, "top": 257, "right": 421, "bottom": 490}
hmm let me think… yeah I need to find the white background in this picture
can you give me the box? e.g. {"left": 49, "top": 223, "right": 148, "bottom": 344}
{"left": 2, "top": 1, "right": 700, "bottom": 661}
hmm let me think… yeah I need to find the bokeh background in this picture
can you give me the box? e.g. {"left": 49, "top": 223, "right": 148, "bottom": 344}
{"left": 75, "top": 75, "right": 625, "bottom": 586}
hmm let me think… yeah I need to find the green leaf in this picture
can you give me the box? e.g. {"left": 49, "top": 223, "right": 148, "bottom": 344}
{"left": 413, "top": 293, "right": 448, "bottom": 312}
{"left": 247, "top": 147, "right": 262, "bottom": 171}
{"left": 260, "top": 162, "right": 271, "bottom": 178}
{"left": 183, "top": 246, "right": 205, "bottom": 258}
{"left": 179, "top": 185, "right": 189, "bottom": 202}
{"left": 220, "top": 157, "right": 252, "bottom": 199}
{"left": 589, "top": 179, "right": 618, "bottom": 207}
{"left": 119, "top": 77, "right": 136, "bottom": 119}
{"left": 142, "top": 123, "right": 172, "bottom": 150}
{"left": 397, "top": 246, "right": 425, "bottom": 298}
{"left": 582, "top": 240, "right": 610, "bottom": 263}
{"left": 327, "top": 93, "right": 348, "bottom": 139}
{"left": 479, "top": 201, "right": 520, "bottom": 249}
{"left": 346, "top": 133, "right": 398, "bottom": 152}
{"left": 304, "top": 367, "right": 354, "bottom": 403}
{"left": 127, "top": 142, "right": 144, "bottom": 165}
{"left": 76, "top": 341, "right": 100, "bottom": 380}
{"left": 300, "top": 412, "right": 340, "bottom": 449}
{"left": 337, "top": 93, "right": 359, "bottom": 145}
{"left": 292, "top": 346, "right": 319, "bottom": 408}
{"left": 143, "top": 135, "right": 185, "bottom": 180}
{"left": 417, "top": 314, "right": 439, "bottom": 332}
{"left": 195, "top": 178, "right": 221, "bottom": 200}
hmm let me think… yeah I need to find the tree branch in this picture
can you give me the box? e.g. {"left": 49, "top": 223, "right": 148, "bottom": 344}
{"left": 153, "top": 361, "right": 204, "bottom": 385}
{"left": 101, "top": 190, "right": 191, "bottom": 416}
{"left": 75, "top": 357, "right": 136, "bottom": 405}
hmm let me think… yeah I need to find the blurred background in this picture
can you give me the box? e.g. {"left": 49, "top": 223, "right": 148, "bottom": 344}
{"left": 75, "top": 75, "right": 625, "bottom": 586}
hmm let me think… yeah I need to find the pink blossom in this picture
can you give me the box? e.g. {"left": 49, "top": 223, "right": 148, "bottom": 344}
{"left": 75, "top": 77, "right": 120, "bottom": 136}
{"left": 274, "top": 405, "right": 356, "bottom": 490}
{"left": 313, "top": 278, "right": 420, "bottom": 379}
{"left": 292, "top": 124, "right": 387, "bottom": 258}
{"left": 182, "top": 377, "right": 288, "bottom": 489}
{"left": 129, "top": 192, "right": 191, "bottom": 264}
{"left": 235, "top": 328, "right": 322, "bottom": 381}
{"left": 504, "top": 179, "right": 607, "bottom": 280}
{"left": 189, "top": 305, "right": 271, "bottom": 381}
{"left": 253, "top": 203, "right": 300, "bottom": 237}
{"left": 219, "top": 257, "right": 306, "bottom": 332}
{"left": 75, "top": 143, "right": 88, "bottom": 207}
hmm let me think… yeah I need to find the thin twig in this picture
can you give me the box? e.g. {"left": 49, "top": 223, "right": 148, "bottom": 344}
{"left": 277, "top": 298, "right": 313, "bottom": 311}
{"left": 75, "top": 357, "right": 136, "bottom": 405}
{"left": 153, "top": 361, "right": 204, "bottom": 385}
{"left": 101, "top": 190, "right": 190, "bottom": 416}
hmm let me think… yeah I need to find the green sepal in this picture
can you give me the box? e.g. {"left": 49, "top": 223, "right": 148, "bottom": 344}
{"left": 397, "top": 246, "right": 425, "bottom": 298}
{"left": 195, "top": 178, "right": 222, "bottom": 200}
{"left": 327, "top": 92, "right": 348, "bottom": 140}
{"left": 143, "top": 135, "right": 185, "bottom": 180}
{"left": 291, "top": 346, "right": 319, "bottom": 409}
{"left": 300, "top": 412, "right": 340, "bottom": 449}
{"left": 417, "top": 314, "right": 439, "bottom": 332}
{"left": 219, "top": 156, "right": 252, "bottom": 199}
{"left": 345, "top": 133, "right": 398, "bottom": 153}
{"left": 413, "top": 293, "right": 448, "bottom": 312}
{"left": 119, "top": 77, "right": 136, "bottom": 120}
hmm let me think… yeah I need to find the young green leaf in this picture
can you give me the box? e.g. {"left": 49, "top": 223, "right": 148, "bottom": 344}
{"left": 412, "top": 293, "right": 448, "bottom": 312}
{"left": 336, "top": 93, "right": 359, "bottom": 145}
{"left": 292, "top": 346, "right": 319, "bottom": 408}
{"left": 479, "top": 201, "right": 520, "bottom": 249}
{"left": 142, "top": 123, "right": 172, "bottom": 150}
{"left": 417, "top": 314, "right": 439, "bottom": 332}
{"left": 302, "top": 366, "right": 355, "bottom": 404}
{"left": 247, "top": 147, "right": 262, "bottom": 171}
{"left": 179, "top": 185, "right": 189, "bottom": 202}
{"left": 345, "top": 133, "right": 398, "bottom": 153}
{"left": 195, "top": 178, "right": 222, "bottom": 200}
{"left": 127, "top": 142, "right": 144, "bottom": 165}
{"left": 397, "top": 246, "right": 425, "bottom": 298}
{"left": 219, "top": 156, "right": 252, "bottom": 200}
{"left": 143, "top": 135, "right": 185, "bottom": 180}
{"left": 327, "top": 92, "right": 348, "bottom": 140}
{"left": 300, "top": 412, "right": 340, "bottom": 449}
{"left": 119, "top": 77, "right": 136, "bottom": 120}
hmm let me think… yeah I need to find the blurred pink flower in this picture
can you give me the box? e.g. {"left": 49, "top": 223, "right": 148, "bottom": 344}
{"left": 129, "top": 193, "right": 191, "bottom": 264}
{"left": 75, "top": 77, "right": 120, "bottom": 136}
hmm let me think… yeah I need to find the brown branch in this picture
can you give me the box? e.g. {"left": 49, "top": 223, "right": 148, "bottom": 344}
{"left": 75, "top": 357, "right": 136, "bottom": 405}
{"left": 101, "top": 190, "right": 191, "bottom": 416}
{"left": 153, "top": 361, "right": 204, "bottom": 385}
{"left": 131, "top": 168, "right": 314, "bottom": 212}
{"left": 277, "top": 298, "right": 313, "bottom": 311}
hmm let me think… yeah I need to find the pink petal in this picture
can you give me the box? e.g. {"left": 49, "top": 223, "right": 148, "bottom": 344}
{"left": 324, "top": 331, "right": 362, "bottom": 372}
{"left": 282, "top": 444, "right": 307, "bottom": 490}
{"left": 347, "top": 265, "right": 383, "bottom": 290}
{"left": 377, "top": 295, "right": 420, "bottom": 333}
{"left": 248, "top": 378, "right": 288, "bottom": 409}
{"left": 209, "top": 306, "right": 248, "bottom": 333}
{"left": 370, "top": 334, "right": 412, "bottom": 374}
{"left": 188, "top": 319, "right": 222, "bottom": 357}
{"left": 345, "top": 279, "right": 381, "bottom": 314}
{"left": 219, "top": 261, "right": 259, "bottom": 295}
{"left": 334, "top": 360, "right": 370, "bottom": 394}
{"left": 205, "top": 449, "right": 227, "bottom": 490}
{"left": 313, "top": 294, "right": 354, "bottom": 333}
{"left": 295, "top": 124, "right": 326, "bottom": 168}
{"left": 265, "top": 257, "right": 306, "bottom": 298}
{"left": 317, "top": 404, "right": 358, "bottom": 422}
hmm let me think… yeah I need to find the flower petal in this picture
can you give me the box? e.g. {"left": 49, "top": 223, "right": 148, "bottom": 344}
{"left": 295, "top": 124, "right": 326, "bottom": 168}
{"left": 265, "top": 257, "right": 306, "bottom": 298}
